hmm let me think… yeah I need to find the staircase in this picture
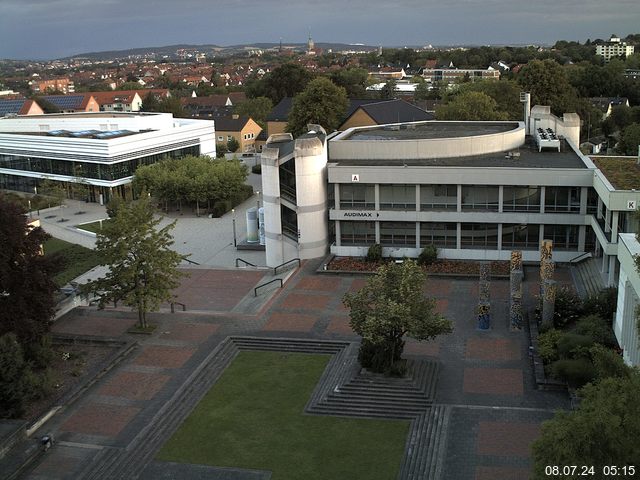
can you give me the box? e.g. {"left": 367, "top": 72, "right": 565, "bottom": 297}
{"left": 572, "top": 257, "right": 606, "bottom": 298}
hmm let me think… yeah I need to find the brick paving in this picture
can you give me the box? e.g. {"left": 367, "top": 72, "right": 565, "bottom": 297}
{"left": 133, "top": 345, "right": 196, "bottom": 369}
{"left": 476, "top": 421, "right": 542, "bottom": 457}
{"left": 60, "top": 403, "right": 140, "bottom": 437}
{"left": 27, "top": 262, "right": 573, "bottom": 480}
{"left": 98, "top": 371, "right": 170, "bottom": 400}
{"left": 463, "top": 368, "right": 524, "bottom": 396}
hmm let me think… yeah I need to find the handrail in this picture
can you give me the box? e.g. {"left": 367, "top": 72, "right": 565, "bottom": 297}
{"left": 182, "top": 256, "right": 200, "bottom": 265}
{"left": 569, "top": 252, "right": 592, "bottom": 264}
{"left": 170, "top": 301, "right": 186, "bottom": 313}
{"left": 236, "top": 258, "right": 257, "bottom": 268}
{"left": 273, "top": 258, "right": 300, "bottom": 275}
{"left": 254, "top": 278, "right": 283, "bottom": 296}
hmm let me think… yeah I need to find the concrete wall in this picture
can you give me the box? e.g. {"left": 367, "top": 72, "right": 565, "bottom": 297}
{"left": 615, "top": 233, "right": 640, "bottom": 366}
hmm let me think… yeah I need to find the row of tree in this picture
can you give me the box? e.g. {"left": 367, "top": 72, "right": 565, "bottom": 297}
{"left": 132, "top": 155, "right": 249, "bottom": 215}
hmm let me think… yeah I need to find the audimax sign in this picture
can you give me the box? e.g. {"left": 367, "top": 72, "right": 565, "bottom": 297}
{"left": 343, "top": 212, "right": 380, "bottom": 218}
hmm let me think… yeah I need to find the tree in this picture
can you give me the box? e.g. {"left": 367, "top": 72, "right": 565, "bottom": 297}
{"left": 532, "top": 372, "right": 640, "bottom": 478}
{"left": 141, "top": 93, "right": 184, "bottom": 117}
{"left": 379, "top": 79, "right": 397, "bottom": 100}
{"left": 457, "top": 79, "right": 523, "bottom": 120}
{"left": 227, "top": 137, "right": 240, "bottom": 153}
{"left": 414, "top": 81, "right": 432, "bottom": 101}
{"left": 343, "top": 260, "right": 453, "bottom": 375}
{"left": 234, "top": 96, "right": 273, "bottom": 129}
{"left": 83, "top": 197, "right": 186, "bottom": 329}
{"left": 246, "top": 63, "right": 314, "bottom": 104}
{"left": 0, "top": 333, "right": 29, "bottom": 419}
{"left": 436, "top": 91, "right": 508, "bottom": 121}
{"left": 286, "top": 77, "right": 348, "bottom": 137}
{"left": 0, "top": 195, "right": 60, "bottom": 357}
{"left": 330, "top": 68, "right": 369, "bottom": 98}
{"left": 618, "top": 123, "right": 640, "bottom": 155}
{"left": 517, "top": 59, "right": 578, "bottom": 115}
{"left": 216, "top": 142, "right": 228, "bottom": 158}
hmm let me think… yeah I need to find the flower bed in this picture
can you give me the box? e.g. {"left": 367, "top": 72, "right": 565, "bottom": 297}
{"left": 327, "top": 256, "right": 510, "bottom": 276}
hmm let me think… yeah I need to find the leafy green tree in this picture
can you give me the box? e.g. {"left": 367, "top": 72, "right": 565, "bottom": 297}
{"left": 343, "top": 260, "right": 453, "bottom": 375}
{"left": 286, "top": 77, "right": 348, "bottom": 137}
{"left": 532, "top": 372, "right": 640, "bottom": 479}
{"left": 216, "top": 142, "right": 228, "bottom": 158}
{"left": 118, "top": 81, "right": 143, "bottom": 91}
{"left": 39, "top": 178, "right": 66, "bottom": 208}
{"left": 330, "top": 68, "right": 369, "bottom": 98}
{"left": 517, "top": 59, "right": 578, "bottom": 115}
{"left": 227, "top": 137, "right": 240, "bottom": 153}
{"left": 246, "top": 63, "right": 314, "bottom": 103}
{"left": 83, "top": 197, "right": 186, "bottom": 329}
{"left": 141, "top": 93, "right": 184, "bottom": 117}
{"left": 618, "top": 123, "right": 640, "bottom": 155}
{"left": 436, "top": 91, "right": 508, "bottom": 121}
{"left": 457, "top": 79, "right": 523, "bottom": 120}
{"left": 414, "top": 81, "right": 432, "bottom": 101}
{"left": 0, "top": 333, "right": 29, "bottom": 419}
{"left": 0, "top": 195, "right": 60, "bottom": 361}
{"left": 379, "top": 79, "right": 397, "bottom": 100}
{"left": 234, "top": 96, "right": 273, "bottom": 129}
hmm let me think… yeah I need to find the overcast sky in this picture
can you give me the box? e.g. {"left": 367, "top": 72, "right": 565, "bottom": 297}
{"left": 1, "top": 0, "right": 639, "bottom": 60}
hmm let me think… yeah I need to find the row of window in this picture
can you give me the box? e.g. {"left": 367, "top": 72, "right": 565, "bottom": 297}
{"left": 337, "top": 184, "right": 592, "bottom": 213}
{"left": 0, "top": 145, "right": 200, "bottom": 181}
{"left": 339, "top": 221, "right": 581, "bottom": 250}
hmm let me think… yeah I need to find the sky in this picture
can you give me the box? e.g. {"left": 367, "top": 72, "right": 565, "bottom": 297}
{"left": 1, "top": 0, "right": 639, "bottom": 60}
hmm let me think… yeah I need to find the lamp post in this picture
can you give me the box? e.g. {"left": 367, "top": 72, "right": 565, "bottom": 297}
{"left": 28, "top": 199, "right": 32, "bottom": 218}
{"left": 232, "top": 208, "right": 237, "bottom": 247}
{"left": 256, "top": 190, "right": 261, "bottom": 209}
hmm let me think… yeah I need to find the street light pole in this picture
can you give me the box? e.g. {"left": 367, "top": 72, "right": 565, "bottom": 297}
{"left": 256, "top": 190, "right": 260, "bottom": 209}
{"left": 232, "top": 208, "right": 237, "bottom": 247}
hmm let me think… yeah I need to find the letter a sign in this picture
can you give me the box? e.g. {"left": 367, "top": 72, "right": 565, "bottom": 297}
{"left": 351, "top": 174, "right": 360, "bottom": 182}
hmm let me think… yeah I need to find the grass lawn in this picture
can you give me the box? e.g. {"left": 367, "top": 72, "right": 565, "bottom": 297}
{"left": 43, "top": 237, "right": 101, "bottom": 286}
{"left": 76, "top": 219, "right": 111, "bottom": 234}
{"left": 158, "top": 351, "right": 410, "bottom": 480}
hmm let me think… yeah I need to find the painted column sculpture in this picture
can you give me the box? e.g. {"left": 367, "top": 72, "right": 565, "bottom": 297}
{"left": 542, "top": 279, "right": 557, "bottom": 328}
{"left": 477, "top": 262, "right": 491, "bottom": 330}
{"left": 539, "top": 239, "right": 553, "bottom": 296}
{"left": 510, "top": 250, "right": 524, "bottom": 330}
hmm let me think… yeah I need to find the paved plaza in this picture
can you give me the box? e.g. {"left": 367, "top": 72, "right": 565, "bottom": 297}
{"left": 24, "top": 259, "right": 572, "bottom": 480}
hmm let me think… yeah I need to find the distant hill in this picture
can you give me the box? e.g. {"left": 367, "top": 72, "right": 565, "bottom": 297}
{"left": 62, "top": 42, "right": 380, "bottom": 61}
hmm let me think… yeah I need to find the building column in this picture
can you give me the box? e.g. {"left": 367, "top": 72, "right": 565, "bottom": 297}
{"left": 578, "top": 225, "right": 586, "bottom": 251}
{"left": 611, "top": 211, "right": 619, "bottom": 243}
{"left": 334, "top": 183, "right": 340, "bottom": 208}
{"left": 580, "top": 186, "right": 588, "bottom": 215}
{"left": 416, "top": 222, "right": 420, "bottom": 249}
{"left": 602, "top": 253, "right": 608, "bottom": 274}
{"left": 335, "top": 220, "right": 341, "bottom": 247}
{"left": 498, "top": 186, "right": 504, "bottom": 213}
{"left": 605, "top": 208, "right": 612, "bottom": 233}
{"left": 597, "top": 197, "right": 604, "bottom": 220}
{"left": 539, "top": 224, "right": 545, "bottom": 246}
{"left": 608, "top": 255, "right": 616, "bottom": 287}
{"left": 375, "top": 221, "right": 380, "bottom": 244}
{"left": 457, "top": 184, "right": 462, "bottom": 212}
{"left": 497, "top": 224, "right": 503, "bottom": 250}
{"left": 374, "top": 184, "right": 380, "bottom": 211}
{"left": 540, "top": 186, "right": 546, "bottom": 214}
{"left": 456, "top": 222, "right": 462, "bottom": 250}
{"left": 415, "top": 185, "right": 421, "bottom": 212}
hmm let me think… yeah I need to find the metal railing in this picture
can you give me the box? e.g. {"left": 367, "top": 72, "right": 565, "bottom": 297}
{"left": 273, "top": 258, "right": 300, "bottom": 275}
{"left": 569, "top": 252, "right": 592, "bottom": 264}
{"left": 236, "top": 258, "right": 257, "bottom": 268}
{"left": 170, "top": 301, "right": 186, "bottom": 313}
{"left": 254, "top": 278, "right": 283, "bottom": 297}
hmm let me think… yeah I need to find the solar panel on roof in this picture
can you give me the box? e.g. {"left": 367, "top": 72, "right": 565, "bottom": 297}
{"left": 42, "top": 95, "right": 84, "bottom": 109}
{"left": 0, "top": 100, "right": 25, "bottom": 116}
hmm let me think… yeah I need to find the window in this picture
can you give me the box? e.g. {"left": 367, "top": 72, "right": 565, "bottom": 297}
{"left": 380, "top": 222, "right": 416, "bottom": 247}
{"left": 502, "top": 224, "right": 540, "bottom": 250}
{"left": 379, "top": 184, "right": 416, "bottom": 210}
{"left": 462, "top": 185, "right": 499, "bottom": 211}
{"left": 227, "top": 135, "right": 233, "bottom": 141}
{"left": 545, "top": 186, "right": 580, "bottom": 213}
{"left": 340, "top": 221, "right": 376, "bottom": 245}
{"left": 503, "top": 186, "right": 540, "bottom": 212}
{"left": 281, "top": 205, "right": 298, "bottom": 241}
{"left": 461, "top": 223, "right": 498, "bottom": 249}
{"left": 420, "top": 185, "right": 457, "bottom": 210}
{"left": 218, "top": 136, "right": 224, "bottom": 141}
{"left": 544, "top": 225, "right": 579, "bottom": 250}
{"left": 340, "top": 184, "right": 375, "bottom": 209}
{"left": 420, "top": 222, "right": 457, "bottom": 247}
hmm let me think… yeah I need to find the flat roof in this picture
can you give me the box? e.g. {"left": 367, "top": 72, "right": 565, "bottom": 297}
{"left": 330, "top": 136, "right": 587, "bottom": 169}
{"left": 0, "top": 129, "right": 143, "bottom": 140}
{"left": 344, "top": 121, "right": 519, "bottom": 141}
{"left": 592, "top": 156, "right": 640, "bottom": 190}
{"left": 8, "top": 112, "right": 162, "bottom": 119}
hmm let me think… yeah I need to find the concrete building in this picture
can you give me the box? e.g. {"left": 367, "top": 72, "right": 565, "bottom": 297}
{"left": 0, "top": 112, "right": 215, "bottom": 203}
{"left": 596, "top": 35, "right": 635, "bottom": 61}
{"left": 613, "top": 233, "right": 640, "bottom": 366}
{"left": 29, "top": 77, "right": 75, "bottom": 94}
{"left": 214, "top": 116, "right": 262, "bottom": 153}
{"left": 421, "top": 67, "right": 500, "bottom": 83}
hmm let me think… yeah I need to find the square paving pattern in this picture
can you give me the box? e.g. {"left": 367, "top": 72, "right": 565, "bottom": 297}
{"left": 172, "top": 269, "right": 264, "bottom": 311}
{"left": 476, "top": 421, "right": 541, "bottom": 457}
{"left": 463, "top": 368, "right": 524, "bottom": 396}
{"left": 98, "top": 371, "right": 170, "bottom": 400}
{"left": 61, "top": 403, "right": 140, "bottom": 437}
{"left": 51, "top": 315, "right": 136, "bottom": 337}
{"left": 465, "top": 338, "right": 521, "bottom": 361}
{"left": 280, "top": 293, "right": 330, "bottom": 310}
{"left": 295, "top": 276, "right": 342, "bottom": 292}
{"left": 134, "top": 345, "right": 196, "bottom": 369}
{"left": 158, "top": 322, "right": 220, "bottom": 343}
{"left": 262, "top": 312, "right": 318, "bottom": 332}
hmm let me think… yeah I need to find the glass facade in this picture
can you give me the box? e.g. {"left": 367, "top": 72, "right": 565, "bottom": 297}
{"left": 340, "top": 184, "right": 374, "bottom": 209}
{"left": 380, "top": 221, "right": 416, "bottom": 246}
{"left": 420, "top": 222, "right": 457, "bottom": 247}
{"left": 545, "top": 186, "right": 581, "bottom": 213}
{"left": 379, "top": 184, "right": 416, "bottom": 210}
{"left": 0, "top": 145, "right": 200, "bottom": 182}
{"left": 281, "top": 205, "right": 298, "bottom": 240}
{"left": 461, "top": 223, "right": 499, "bottom": 249}
{"left": 461, "top": 185, "right": 499, "bottom": 211}
{"left": 420, "top": 185, "right": 457, "bottom": 210}
{"left": 503, "top": 186, "right": 540, "bottom": 212}
{"left": 279, "top": 159, "right": 296, "bottom": 203}
{"left": 545, "top": 224, "right": 579, "bottom": 250}
{"left": 340, "top": 221, "right": 376, "bottom": 245}
{"left": 502, "top": 223, "right": 540, "bottom": 249}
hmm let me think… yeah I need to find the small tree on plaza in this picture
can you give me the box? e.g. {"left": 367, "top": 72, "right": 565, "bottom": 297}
{"left": 343, "top": 260, "right": 453, "bottom": 376}
{"left": 83, "top": 197, "right": 186, "bottom": 329}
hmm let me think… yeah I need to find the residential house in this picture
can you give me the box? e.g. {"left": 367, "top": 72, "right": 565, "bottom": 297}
{"left": 589, "top": 97, "right": 630, "bottom": 119}
{"left": 339, "top": 99, "right": 434, "bottom": 130}
{"left": 29, "top": 77, "right": 75, "bottom": 94}
{"left": 215, "top": 116, "right": 262, "bottom": 153}
{"left": 0, "top": 98, "right": 44, "bottom": 117}
{"left": 37, "top": 94, "right": 100, "bottom": 113}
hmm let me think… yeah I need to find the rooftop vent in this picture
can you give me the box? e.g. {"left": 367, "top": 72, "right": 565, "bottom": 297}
{"left": 535, "top": 127, "right": 560, "bottom": 152}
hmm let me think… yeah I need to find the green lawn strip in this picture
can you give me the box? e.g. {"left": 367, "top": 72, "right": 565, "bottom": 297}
{"left": 43, "top": 237, "right": 101, "bottom": 286}
{"left": 158, "top": 351, "right": 410, "bottom": 480}
{"left": 76, "top": 219, "right": 111, "bottom": 234}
